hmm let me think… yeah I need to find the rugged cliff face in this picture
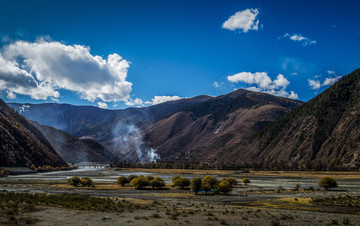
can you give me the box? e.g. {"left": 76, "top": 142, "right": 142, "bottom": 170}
{"left": 221, "top": 68, "right": 360, "bottom": 167}
{"left": 0, "top": 99, "right": 67, "bottom": 167}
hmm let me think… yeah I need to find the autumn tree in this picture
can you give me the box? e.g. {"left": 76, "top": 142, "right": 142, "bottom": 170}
{"left": 174, "top": 177, "right": 190, "bottom": 189}
{"left": 150, "top": 177, "right": 165, "bottom": 189}
{"left": 217, "top": 180, "right": 232, "bottom": 195}
{"left": 318, "top": 177, "right": 338, "bottom": 191}
{"left": 117, "top": 176, "right": 129, "bottom": 186}
{"left": 222, "top": 177, "right": 237, "bottom": 185}
{"left": 130, "top": 176, "right": 149, "bottom": 189}
{"left": 128, "top": 175, "right": 138, "bottom": 182}
{"left": 190, "top": 178, "right": 202, "bottom": 195}
{"left": 242, "top": 178, "right": 250, "bottom": 185}
{"left": 67, "top": 176, "right": 81, "bottom": 186}
{"left": 202, "top": 176, "right": 217, "bottom": 189}
{"left": 80, "top": 177, "right": 94, "bottom": 187}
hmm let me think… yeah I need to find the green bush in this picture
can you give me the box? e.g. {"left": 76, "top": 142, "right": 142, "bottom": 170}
{"left": 130, "top": 176, "right": 149, "bottom": 189}
{"left": 80, "top": 177, "right": 94, "bottom": 187}
{"left": 145, "top": 175, "right": 154, "bottom": 181}
{"left": 222, "top": 177, "right": 237, "bottom": 185}
{"left": 128, "top": 175, "right": 138, "bottom": 182}
{"left": 217, "top": 180, "right": 232, "bottom": 194}
{"left": 242, "top": 178, "right": 250, "bottom": 185}
{"left": 67, "top": 176, "right": 81, "bottom": 186}
{"left": 150, "top": 177, "right": 165, "bottom": 189}
{"left": 190, "top": 178, "right": 202, "bottom": 195}
{"left": 318, "top": 177, "right": 337, "bottom": 191}
{"left": 117, "top": 176, "right": 129, "bottom": 186}
{"left": 202, "top": 176, "right": 217, "bottom": 188}
{"left": 173, "top": 177, "right": 190, "bottom": 188}
{"left": 172, "top": 175, "right": 181, "bottom": 183}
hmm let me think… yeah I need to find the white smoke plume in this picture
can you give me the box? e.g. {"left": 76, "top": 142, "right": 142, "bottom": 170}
{"left": 111, "top": 121, "right": 160, "bottom": 163}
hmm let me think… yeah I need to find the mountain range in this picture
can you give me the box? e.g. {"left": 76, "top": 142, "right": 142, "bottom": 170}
{"left": 4, "top": 68, "right": 360, "bottom": 168}
{"left": 9, "top": 89, "right": 302, "bottom": 163}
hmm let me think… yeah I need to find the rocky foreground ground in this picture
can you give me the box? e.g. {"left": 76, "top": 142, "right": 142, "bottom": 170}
{"left": 1, "top": 169, "right": 360, "bottom": 225}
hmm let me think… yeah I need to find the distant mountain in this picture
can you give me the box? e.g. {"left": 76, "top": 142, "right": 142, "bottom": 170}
{"left": 144, "top": 89, "right": 303, "bottom": 161}
{"left": 9, "top": 90, "right": 302, "bottom": 162}
{"left": 0, "top": 99, "right": 67, "bottom": 167}
{"left": 9, "top": 95, "right": 212, "bottom": 139}
{"left": 31, "top": 122, "right": 114, "bottom": 163}
{"left": 219, "top": 68, "right": 360, "bottom": 167}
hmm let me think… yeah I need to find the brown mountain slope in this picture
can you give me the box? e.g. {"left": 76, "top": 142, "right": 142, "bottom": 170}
{"left": 144, "top": 89, "right": 303, "bottom": 161}
{"left": 220, "top": 68, "right": 360, "bottom": 167}
{"left": 0, "top": 99, "right": 67, "bottom": 167}
{"left": 32, "top": 122, "right": 114, "bottom": 163}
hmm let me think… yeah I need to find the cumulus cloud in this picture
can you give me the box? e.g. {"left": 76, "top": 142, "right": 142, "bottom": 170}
{"left": 222, "top": 8, "right": 260, "bottom": 32}
{"left": 97, "top": 102, "right": 108, "bottom": 109}
{"left": 308, "top": 79, "right": 321, "bottom": 90}
{"left": 125, "top": 97, "right": 144, "bottom": 107}
{"left": 227, "top": 72, "right": 298, "bottom": 99}
{"left": 0, "top": 53, "right": 59, "bottom": 100}
{"left": 146, "top": 95, "right": 182, "bottom": 105}
{"left": 0, "top": 40, "right": 132, "bottom": 103}
{"left": 308, "top": 71, "right": 342, "bottom": 90}
{"left": 6, "top": 90, "right": 16, "bottom": 99}
{"left": 282, "top": 33, "right": 316, "bottom": 46}
{"left": 227, "top": 72, "right": 289, "bottom": 90}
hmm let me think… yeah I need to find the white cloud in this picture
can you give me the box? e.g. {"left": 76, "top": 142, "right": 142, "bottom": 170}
{"left": 0, "top": 53, "right": 59, "bottom": 100}
{"left": 323, "top": 76, "right": 341, "bottom": 86}
{"left": 97, "top": 102, "right": 108, "bottom": 109}
{"left": 282, "top": 33, "right": 316, "bottom": 46}
{"left": 227, "top": 72, "right": 289, "bottom": 90}
{"left": 0, "top": 40, "right": 132, "bottom": 103}
{"left": 6, "top": 90, "right": 16, "bottom": 99}
{"left": 227, "top": 72, "right": 298, "bottom": 99}
{"left": 146, "top": 95, "right": 182, "bottom": 105}
{"left": 213, "top": 81, "right": 224, "bottom": 88}
{"left": 125, "top": 97, "right": 144, "bottom": 106}
{"left": 288, "top": 91, "right": 299, "bottom": 99}
{"left": 308, "top": 71, "right": 342, "bottom": 90}
{"left": 308, "top": 79, "right": 321, "bottom": 90}
{"left": 327, "top": 70, "right": 336, "bottom": 75}
{"left": 222, "top": 8, "right": 260, "bottom": 32}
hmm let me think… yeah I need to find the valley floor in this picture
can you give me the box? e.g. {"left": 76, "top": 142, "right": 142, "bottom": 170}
{"left": 1, "top": 169, "right": 360, "bottom": 225}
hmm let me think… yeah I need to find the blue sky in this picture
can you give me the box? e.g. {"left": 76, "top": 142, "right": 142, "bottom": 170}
{"left": 0, "top": 0, "right": 359, "bottom": 109}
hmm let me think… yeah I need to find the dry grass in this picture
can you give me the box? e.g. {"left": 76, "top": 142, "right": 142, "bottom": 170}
{"left": 49, "top": 183, "right": 133, "bottom": 190}
{"left": 233, "top": 198, "right": 318, "bottom": 212}
{"left": 120, "top": 168, "right": 234, "bottom": 175}
{"left": 250, "top": 171, "right": 360, "bottom": 179}
{"left": 119, "top": 168, "right": 360, "bottom": 179}
{"left": 145, "top": 193, "right": 194, "bottom": 198}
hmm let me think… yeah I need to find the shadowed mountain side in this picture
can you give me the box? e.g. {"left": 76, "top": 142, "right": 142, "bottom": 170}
{"left": 0, "top": 99, "right": 67, "bottom": 167}
{"left": 31, "top": 122, "right": 115, "bottom": 164}
{"left": 144, "top": 90, "right": 303, "bottom": 161}
{"left": 217, "top": 68, "right": 360, "bottom": 166}
{"left": 8, "top": 95, "right": 213, "bottom": 140}
{"left": 8, "top": 89, "right": 302, "bottom": 163}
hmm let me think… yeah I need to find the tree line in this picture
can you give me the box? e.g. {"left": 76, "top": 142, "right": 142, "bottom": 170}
{"left": 110, "top": 158, "right": 359, "bottom": 171}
